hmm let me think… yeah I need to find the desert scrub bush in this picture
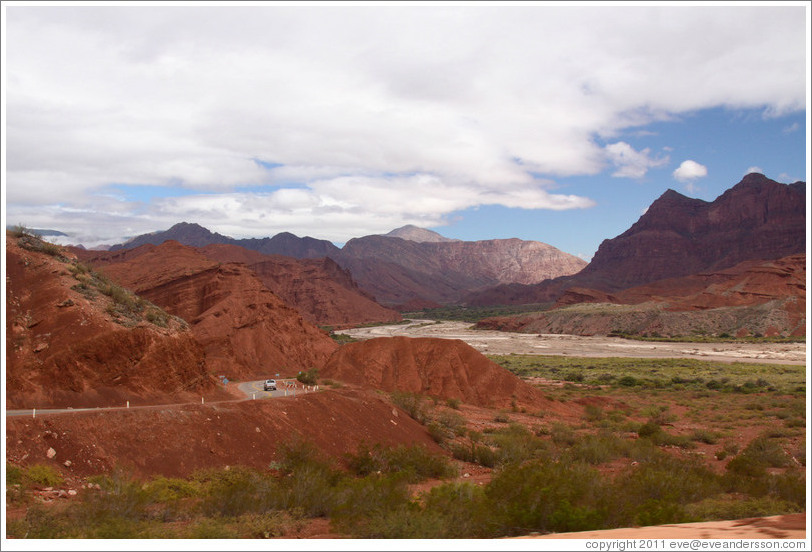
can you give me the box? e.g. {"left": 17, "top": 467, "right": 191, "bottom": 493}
{"left": 345, "top": 443, "right": 456, "bottom": 482}
{"left": 550, "top": 421, "right": 578, "bottom": 446}
{"left": 342, "top": 503, "right": 443, "bottom": 538}
{"left": 79, "top": 469, "right": 153, "bottom": 523}
{"left": 419, "top": 481, "right": 496, "bottom": 538}
{"left": 7, "top": 505, "right": 82, "bottom": 538}
{"left": 485, "top": 423, "right": 549, "bottom": 466}
{"left": 610, "top": 455, "right": 720, "bottom": 527}
{"left": 23, "top": 464, "right": 64, "bottom": 487}
{"left": 685, "top": 495, "right": 802, "bottom": 521}
{"left": 330, "top": 473, "right": 413, "bottom": 529}
{"left": 226, "top": 510, "right": 304, "bottom": 538}
{"left": 582, "top": 403, "right": 604, "bottom": 423}
{"left": 145, "top": 307, "right": 169, "bottom": 327}
{"left": 690, "top": 428, "right": 720, "bottom": 445}
{"left": 449, "top": 441, "right": 498, "bottom": 468}
{"left": 185, "top": 517, "right": 240, "bottom": 538}
{"left": 434, "top": 408, "right": 467, "bottom": 437}
{"left": 725, "top": 436, "right": 792, "bottom": 477}
{"left": 296, "top": 368, "right": 319, "bottom": 385}
{"left": 390, "top": 391, "right": 430, "bottom": 424}
{"left": 486, "top": 460, "right": 610, "bottom": 535}
{"left": 192, "top": 466, "right": 279, "bottom": 517}
{"left": 15, "top": 230, "right": 67, "bottom": 259}
{"left": 445, "top": 397, "right": 461, "bottom": 409}
{"left": 568, "top": 431, "right": 635, "bottom": 465}
{"left": 6, "top": 462, "right": 23, "bottom": 486}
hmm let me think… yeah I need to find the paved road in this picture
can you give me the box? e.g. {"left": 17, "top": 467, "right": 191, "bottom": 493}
{"left": 6, "top": 379, "right": 318, "bottom": 418}
{"left": 236, "top": 378, "right": 312, "bottom": 399}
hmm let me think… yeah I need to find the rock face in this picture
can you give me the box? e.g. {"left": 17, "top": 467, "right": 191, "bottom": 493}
{"left": 321, "top": 336, "right": 569, "bottom": 411}
{"left": 336, "top": 235, "right": 587, "bottom": 307}
{"left": 571, "top": 173, "right": 806, "bottom": 291}
{"left": 87, "top": 241, "right": 339, "bottom": 380}
{"left": 5, "top": 234, "right": 222, "bottom": 409}
{"left": 465, "top": 174, "right": 806, "bottom": 306}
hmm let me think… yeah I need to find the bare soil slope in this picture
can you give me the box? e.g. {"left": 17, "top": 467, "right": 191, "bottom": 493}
{"left": 5, "top": 388, "right": 441, "bottom": 479}
{"left": 6, "top": 234, "right": 224, "bottom": 410}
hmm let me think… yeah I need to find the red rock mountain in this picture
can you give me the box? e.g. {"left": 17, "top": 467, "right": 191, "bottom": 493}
{"left": 466, "top": 174, "right": 806, "bottom": 306}
{"left": 575, "top": 174, "right": 806, "bottom": 291}
{"left": 321, "top": 336, "right": 574, "bottom": 413}
{"left": 84, "top": 241, "right": 339, "bottom": 380}
{"left": 104, "top": 223, "right": 587, "bottom": 309}
{"left": 5, "top": 233, "right": 227, "bottom": 409}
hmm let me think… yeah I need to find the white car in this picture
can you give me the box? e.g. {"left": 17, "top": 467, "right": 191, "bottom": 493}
{"left": 263, "top": 379, "right": 277, "bottom": 391}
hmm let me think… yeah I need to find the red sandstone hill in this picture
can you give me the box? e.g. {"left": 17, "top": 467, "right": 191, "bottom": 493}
{"left": 321, "top": 336, "right": 574, "bottom": 414}
{"left": 198, "top": 244, "right": 401, "bottom": 328}
{"left": 477, "top": 255, "right": 806, "bottom": 338}
{"left": 5, "top": 233, "right": 227, "bottom": 410}
{"left": 79, "top": 241, "right": 401, "bottom": 328}
{"left": 85, "top": 241, "right": 339, "bottom": 380}
{"left": 465, "top": 174, "right": 806, "bottom": 307}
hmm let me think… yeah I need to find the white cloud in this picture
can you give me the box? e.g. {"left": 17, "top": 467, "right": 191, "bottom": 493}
{"left": 604, "top": 142, "right": 669, "bottom": 178}
{"left": 3, "top": 4, "right": 807, "bottom": 243}
{"left": 673, "top": 160, "right": 709, "bottom": 182}
{"left": 745, "top": 166, "right": 764, "bottom": 175}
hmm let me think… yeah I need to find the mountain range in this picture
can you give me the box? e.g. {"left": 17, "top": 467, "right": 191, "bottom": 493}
{"left": 104, "top": 222, "right": 588, "bottom": 308}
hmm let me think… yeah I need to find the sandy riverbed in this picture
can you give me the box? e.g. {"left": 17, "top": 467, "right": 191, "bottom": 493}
{"left": 338, "top": 320, "right": 806, "bottom": 365}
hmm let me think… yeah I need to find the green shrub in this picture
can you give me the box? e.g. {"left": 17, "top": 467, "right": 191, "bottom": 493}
{"left": 186, "top": 517, "right": 239, "bottom": 538}
{"left": 686, "top": 495, "right": 801, "bottom": 521}
{"left": 23, "top": 464, "right": 64, "bottom": 487}
{"left": 726, "top": 437, "right": 791, "bottom": 476}
{"left": 435, "top": 409, "right": 467, "bottom": 436}
{"left": 390, "top": 391, "right": 430, "bottom": 424}
{"left": 486, "top": 460, "right": 608, "bottom": 535}
{"left": 6, "top": 462, "right": 23, "bottom": 486}
{"left": 450, "top": 441, "right": 498, "bottom": 468}
{"left": 690, "top": 429, "right": 719, "bottom": 445}
{"left": 345, "top": 443, "right": 456, "bottom": 482}
{"left": 420, "top": 482, "right": 496, "bottom": 538}
{"left": 446, "top": 397, "right": 461, "bottom": 409}
{"left": 331, "top": 473, "right": 411, "bottom": 527}
{"left": 550, "top": 422, "right": 577, "bottom": 446}
{"left": 487, "top": 423, "right": 549, "bottom": 466}
{"left": 569, "top": 432, "right": 632, "bottom": 465}
{"left": 296, "top": 368, "right": 319, "bottom": 385}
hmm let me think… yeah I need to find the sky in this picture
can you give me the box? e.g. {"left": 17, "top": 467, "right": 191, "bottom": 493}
{"left": 1, "top": 1, "right": 809, "bottom": 261}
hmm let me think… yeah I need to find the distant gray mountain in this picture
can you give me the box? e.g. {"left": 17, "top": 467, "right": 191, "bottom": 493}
{"left": 383, "top": 225, "right": 460, "bottom": 243}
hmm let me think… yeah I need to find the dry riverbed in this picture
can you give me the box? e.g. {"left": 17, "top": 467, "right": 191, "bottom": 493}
{"left": 337, "top": 320, "right": 806, "bottom": 365}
